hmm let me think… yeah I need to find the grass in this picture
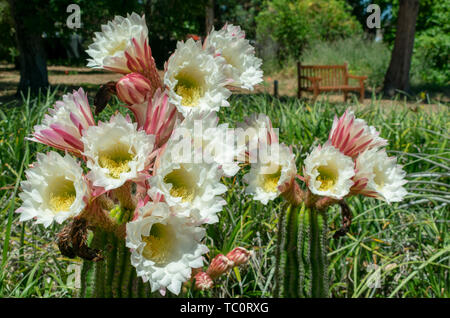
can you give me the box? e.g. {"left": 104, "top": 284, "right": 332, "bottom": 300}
{"left": 0, "top": 89, "right": 448, "bottom": 298}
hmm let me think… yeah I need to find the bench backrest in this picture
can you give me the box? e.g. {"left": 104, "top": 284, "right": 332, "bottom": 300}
{"left": 298, "top": 63, "right": 348, "bottom": 88}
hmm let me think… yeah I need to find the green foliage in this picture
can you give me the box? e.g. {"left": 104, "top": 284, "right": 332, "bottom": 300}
{"left": 256, "top": 0, "right": 362, "bottom": 60}
{"left": 215, "top": 0, "right": 264, "bottom": 40}
{"left": 0, "top": 0, "right": 15, "bottom": 63}
{"left": 301, "top": 36, "right": 391, "bottom": 89}
{"left": 411, "top": 1, "right": 450, "bottom": 86}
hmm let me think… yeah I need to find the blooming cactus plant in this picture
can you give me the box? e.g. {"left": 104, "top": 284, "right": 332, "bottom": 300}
{"left": 16, "top": 12, "right": 407, "bottom": 298}
{"left": 17, "top": 13, "right": 261, "bottom": 297}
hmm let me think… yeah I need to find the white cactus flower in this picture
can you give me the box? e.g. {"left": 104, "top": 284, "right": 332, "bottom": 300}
{"left": 243, "top": 143, "right": 296, "bottom": 204}
{"left": 354, "top": 148, "right": 408, "bottom": 203}
{"left": 82, "top": 114, "right": 155, "bottom": 191}
{"left": 126, "top": 202, "right": 208, "bottom": 295}
{"left": 164, "top": 38, "right": 231, "bottom": 117}
{"left": 177, "top": 110, "right": 242, "bottom": 177}
{"left": 304, "top": 142, "right": 355, "bottom": 199}
{"left": 148, "top": 132, "right": 227, "bottom": 224}
{"left": 16, "top": 152, "right": 89, "bottom": 227}
{"left": 86, "top": 12, "right": 148, "bottom": 73}
{"left": 30, "top": 88, "right": 95, "bottom": 155}
{"left": 205, "top": 23, "right": 263, "bottom": 90}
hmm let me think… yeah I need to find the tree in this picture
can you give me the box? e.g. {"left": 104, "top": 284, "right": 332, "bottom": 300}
{"left": 256, "top": 0, "right": 361, "bottom": 61}
{"left": 7, "top": 0, "right": 49, "bottom": 96}
{"left": 383, "top": 0, "right": 419, "bottom": 97}
{"left": 205, "top": 0, "right": 214, "bottom": 34}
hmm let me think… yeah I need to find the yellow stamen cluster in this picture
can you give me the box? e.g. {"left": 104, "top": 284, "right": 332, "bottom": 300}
{"left": 373, "top": 166, "right": 385, "bottom": 189}
{"left": 107, "top": 40, "right": 127, "bottom": 56}
{"left": 317, "top": 166, "right": 337, "bottom": 191}
{"left": 175, "top": 75, "right": 203, "bottom": 107}
{"left": 48, "top": 181, "right": 76, "bottom": 213}
{"left": 99, "top": 146, "right": 134, "bottom": 179}
{"left": 262, "top": 166, "right": 282, "bottom": 192}
{"left": 164, "top": 167, "right": 196, "bottom": 202}
{"left": 142, "top": 223, "right": 174, "bottom": 265}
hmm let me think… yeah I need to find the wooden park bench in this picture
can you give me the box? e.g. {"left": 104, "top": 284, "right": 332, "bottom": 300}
{"left": 297, "top": 62, "right": 367, "bottom": 102}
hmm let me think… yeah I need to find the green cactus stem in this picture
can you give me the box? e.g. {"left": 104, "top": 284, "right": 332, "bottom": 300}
{"left": 76, "top": 196, "right": 156, "bottom": 298}
{"left": 275, "top": 202, "right": 329, "bottom": 298}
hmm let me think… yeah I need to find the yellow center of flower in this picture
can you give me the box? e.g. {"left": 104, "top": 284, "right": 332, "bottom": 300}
{"left": 142, "top": 223, "right": 174, "bottom": 265}
{"left": 107, "top": 40, "right": 128, "bottom": 56}
{"left": 163, "top": 167, "right": 196, "bottom": 202}
{"left": 98, "top": 144, "right": 134, "bottom": 179}
{"left": 317, "top": 166, "right": 337, "bottom": 191}
{"left": 262, "top": 166, "right": 282, "bottom": 192}
{"left": 175, "top": 74, "right": 203, "bottom": 107}
{"left": 48, "top": 179, "right": 76, "bottom": 213}
{"left": 373, "top": 166, "right": 385, "bottom": 189}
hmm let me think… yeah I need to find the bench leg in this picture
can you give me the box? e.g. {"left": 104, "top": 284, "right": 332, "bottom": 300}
{"left": 313, "top": 85, "right": 319, "bottom": 103}
{"left": 344, "top": 92, "right": 348, "bottom": 102}
{"left": 359, "top": 84, "right": 365, "bottom": 103}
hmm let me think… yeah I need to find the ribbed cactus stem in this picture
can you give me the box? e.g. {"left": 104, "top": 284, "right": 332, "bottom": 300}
{"left": 275, "top": 202, "right": 329, "bottom": 298}
{"left": 77, "top": 202, "right": 156, "bottom": 298}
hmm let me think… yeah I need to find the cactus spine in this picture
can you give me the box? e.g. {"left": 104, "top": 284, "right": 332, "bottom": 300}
{"left": 275, "top": 202, "right": 329, "bottom": 298}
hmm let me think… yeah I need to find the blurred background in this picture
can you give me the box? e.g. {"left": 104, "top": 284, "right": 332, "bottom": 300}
{"left": 0, "top": 0, "right": 448, "bottom": 103}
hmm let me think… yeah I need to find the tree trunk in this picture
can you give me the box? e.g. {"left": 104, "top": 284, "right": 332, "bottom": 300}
{"left": 205, "top": 0, "right": 214, "bottom": 34}
{"left": 8, "top": 0, "right": 49, "bottom": 96}
{"left": 383, "top": 0, "right": 419, "bottom": 97}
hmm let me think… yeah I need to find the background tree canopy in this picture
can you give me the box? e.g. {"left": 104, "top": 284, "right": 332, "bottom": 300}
{"left": 0, "top": 0, "right": 448, "bottom": 89}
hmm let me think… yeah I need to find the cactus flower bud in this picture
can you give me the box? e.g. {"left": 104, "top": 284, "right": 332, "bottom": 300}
{"left": 206, "top": 254, "right": 234, "bottom": 279}
{"left": 116, "top": 72, "right": 153, "bottom": 106}
{"left": 193, "top": 272, "right": 214, "bottom": 291}
{"left": 226, "top": 247, "right": 252, "bottom": 266}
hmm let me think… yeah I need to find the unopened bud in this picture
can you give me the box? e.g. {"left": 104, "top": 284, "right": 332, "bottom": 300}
{"left": 116, "top": 72, "right": 153, "bottom": 105}
{"left": 206, "top": 254, "right": 234, "bottom": 279}
{"left": 193, "top": 272, "right": 214, "bottom": 291}
{"left": 226, "top": 247, "right": 252, "bottom": 266}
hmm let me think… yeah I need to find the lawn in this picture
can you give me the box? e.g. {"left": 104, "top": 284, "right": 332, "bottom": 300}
{"left": 0, "top": 90, "right": 448, "bottom": 298}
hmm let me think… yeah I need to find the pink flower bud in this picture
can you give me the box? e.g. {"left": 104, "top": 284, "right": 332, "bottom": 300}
{"left": 30, "top": 88, "right": 95, "bottom": 155}
{"left": 328, "top": 109, "right": 387, "bottom": 159}
{"left": 116, "top": 72, "right": 153, "bottom": 106}
{"left": 206, "top": 254, "right": 234, "bottom": 279}
{"left": 226, "top": 247, "right": 252, "bottom": 266}
{"left": 193, "top": 272, "right": 213, "bottom": 291}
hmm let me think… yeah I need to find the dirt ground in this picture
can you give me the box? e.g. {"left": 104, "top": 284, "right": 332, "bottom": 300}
{"left": 0, "top": 63, "right": 447, "bottom": 111}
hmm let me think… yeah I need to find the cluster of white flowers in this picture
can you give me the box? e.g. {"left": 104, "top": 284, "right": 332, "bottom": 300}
{"left": 303, "top": 110, "right": 407, "bottom": 203}
{"left": 17, "top": 13, "right": 263, "bottom": 296}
